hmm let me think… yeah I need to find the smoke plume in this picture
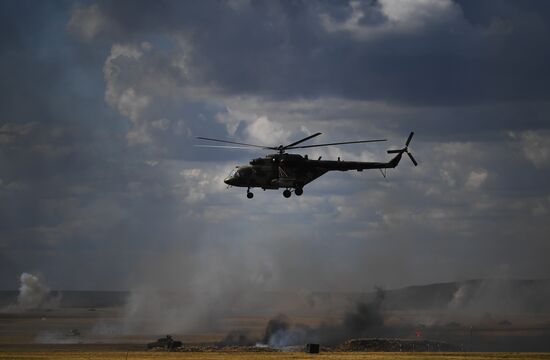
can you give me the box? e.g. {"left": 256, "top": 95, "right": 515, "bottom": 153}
{"left": 262, "top": 315, "right": 290, "bottom": 344}
{"left": 261, "top": 287, "right": 390, "bottom": 348}
{"left": 341, "top": 287, "right": 385, "bottom": 339}
{"left": 4, "top": 273, "right": 60, "bottom": 312}
{"left": 447, "top": 279, "right": 550, "bottom": 315}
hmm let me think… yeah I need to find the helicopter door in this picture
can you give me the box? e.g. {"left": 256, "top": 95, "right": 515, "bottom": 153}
{"left": 277, "top": 166, "right": 296, "bottom": 187}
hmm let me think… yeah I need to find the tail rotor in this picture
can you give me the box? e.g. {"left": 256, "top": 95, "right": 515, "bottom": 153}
{"left": 387, "top": 132, "right": 418, "bottom": 166}
{"left": 406, "top": 132, "right": 414, "bottom": 147}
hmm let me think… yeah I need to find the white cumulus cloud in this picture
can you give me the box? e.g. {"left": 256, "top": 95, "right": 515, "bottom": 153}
{"left": 513, "top": 130, "right": 550, "bottom": 168}
{"left": 321, "top": 0, "right": 462, "bottom": 40}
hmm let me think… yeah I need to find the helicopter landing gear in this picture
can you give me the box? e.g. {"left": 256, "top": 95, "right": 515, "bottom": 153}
{"left": 246, "top": 188, "right": 254, "bottom": 199}
{"left": 283, "top": 189, "right": 292, "bottom": 198}
{"left": 295, "top": 188, "right": 303, "bottom": 196}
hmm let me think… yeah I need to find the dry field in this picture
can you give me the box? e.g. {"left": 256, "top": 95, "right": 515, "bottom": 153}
{"left": 2, "top": 288, "right": 550, "bottom": 357}
{"left": 1, "top": 351, "right": 550, "bottom": 360}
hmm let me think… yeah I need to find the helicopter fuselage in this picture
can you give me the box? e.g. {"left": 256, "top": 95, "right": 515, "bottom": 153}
{"left": 198, "top": 131, "right": 416, "bottom": 198}
{"left": 224, "top": 152, "right": 403, "bottom": 191}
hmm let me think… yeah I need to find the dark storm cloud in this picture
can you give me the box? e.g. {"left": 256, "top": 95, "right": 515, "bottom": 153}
{"left": 83, "top": 0, "right": 550, "bottom": 106}
{"left": 1, "top": 0, "right": 550, "bottom": 305}
{"left": 0, "top": 1, "right": 114, "bottom": 126}
{"left": 0, "top": 1, "right": 202, "bottom": 288}
{"left": 62, "top": 0, "right": 550, "bottom": 153}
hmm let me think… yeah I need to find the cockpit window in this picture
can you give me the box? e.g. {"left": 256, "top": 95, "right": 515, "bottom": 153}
{"left": 229, "top": 168, "right": 239, "bottom": 177}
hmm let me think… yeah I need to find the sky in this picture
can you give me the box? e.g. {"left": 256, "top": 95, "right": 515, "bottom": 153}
{"left": 1, "top": 0, "right": 550, "bottom": 292}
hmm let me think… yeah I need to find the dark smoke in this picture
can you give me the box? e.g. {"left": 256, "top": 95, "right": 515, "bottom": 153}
{"left": 261, "top": 287, "right": 392, "bottom": 347}
{"left": 223, "top": 330, "right": 254, "bottom": 346}
{"left": 262, "top": 315, "right": 289, "bottom": 344}
{"left": 342, "top": 286, "right": 385, "bottom": 339}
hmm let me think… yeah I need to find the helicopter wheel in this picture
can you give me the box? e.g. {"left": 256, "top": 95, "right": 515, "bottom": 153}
{"left": 295, "top": 188, "right": 303, "bottom": 196}
{"left": 283, "top": 189, "right": 292, "bottom": 198}
{"left": 246, "top": 189, "right": 254, "bottom": 199}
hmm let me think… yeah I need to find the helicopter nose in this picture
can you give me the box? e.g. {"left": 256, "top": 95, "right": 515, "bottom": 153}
{"left": 224, "top": 176, "right": 235, "bottom": 185}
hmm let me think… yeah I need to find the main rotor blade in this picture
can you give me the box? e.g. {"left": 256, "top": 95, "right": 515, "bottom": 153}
{"left": 194, "top": 145, "right": 263, "bottom": 150}
{"left": 287, "top": 139, "right": 386, "bottom": 150}
{"left": 406, "top": 132, "right": 414, "bottom": 146}
{"left": 407, "top": 152, "right": 418, "bottom": 166}
{"left": 196, "top": 136, "right": 271, "bottom": 149}
{"left": 284, "top": 132, "right": 322, "bottom": 149}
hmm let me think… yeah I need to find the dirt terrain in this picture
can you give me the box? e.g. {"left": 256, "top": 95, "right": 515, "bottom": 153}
{"left": 1, "top": 350, "right": 550, "bottom": 360}
{"left": 1, "top": 280, "right": 550, "bottom": 356}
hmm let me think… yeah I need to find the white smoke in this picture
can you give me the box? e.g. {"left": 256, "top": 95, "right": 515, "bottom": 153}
{"left": 17, "top": 273, "right": 50, "bottom": 309}
{"left": 34, "top": 331, "right": 81, "bottom": 344}
{"left": 4, "top": 273, "right": 60, "bottom": 312}
{"left": 446, "top": 278, "right": 549, "bottom": 316}
{"left": 448, "top": 282, "right": 472, "bottom": 310}
{"left": 268, "top": 326, "right": 310, "bottom": 348}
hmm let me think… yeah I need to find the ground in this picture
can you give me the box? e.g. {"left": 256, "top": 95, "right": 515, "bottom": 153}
{"left": 2, "top": 288, "right": 550, "bottom": 357}
{"left": 1, "top": 350, "right": 550, "bottom": 360}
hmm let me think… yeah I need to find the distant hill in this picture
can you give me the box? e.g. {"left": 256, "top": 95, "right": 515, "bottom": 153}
{"left": 1, "top": 278, "right": 549, "bottom": 313}
{"left": 382, "top": 279, "right": 550, "bottom": 313}
{"left": 0, "top": 290, "right": 129, "bottom": 309}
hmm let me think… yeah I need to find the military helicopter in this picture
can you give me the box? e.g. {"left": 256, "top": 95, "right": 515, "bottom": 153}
{"left": 196, "top": 132, "right": 417, "bottom": 198}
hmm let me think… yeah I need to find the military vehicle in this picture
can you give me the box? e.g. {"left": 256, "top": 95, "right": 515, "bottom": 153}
{"left": 197, "top": 132, "right": 417, "bottom": 198}
{"left": 147, "top": 335, "right": 182, "bottom": 351}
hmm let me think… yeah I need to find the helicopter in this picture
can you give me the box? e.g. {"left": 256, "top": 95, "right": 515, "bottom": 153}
{"left": 196, "top": 131, "right": 417, "bottom": 198}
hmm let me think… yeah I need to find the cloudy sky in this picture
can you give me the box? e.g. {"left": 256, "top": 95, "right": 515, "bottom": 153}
{"left": 1, "top": 0, "right": 549, "bottom": 292}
